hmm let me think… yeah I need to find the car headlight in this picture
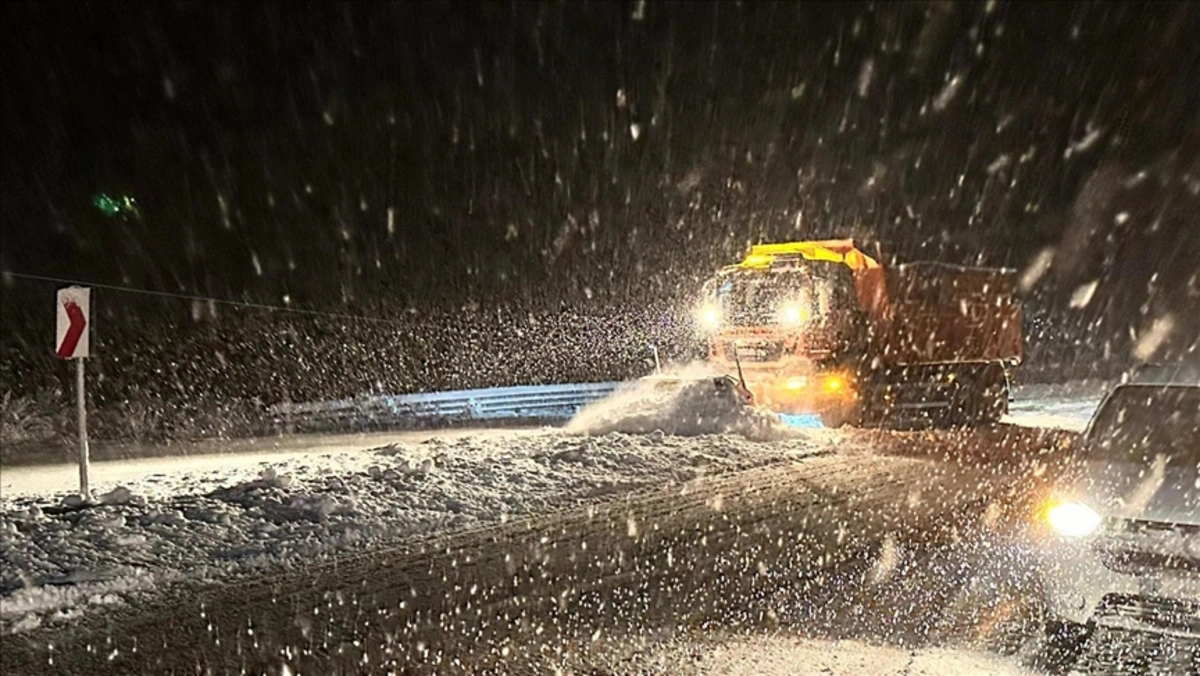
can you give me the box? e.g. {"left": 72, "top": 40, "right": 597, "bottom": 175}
{"left": 777, "top": 301, "right": 812, "bottom": 327}
{"left": 1046, "top": 501, "right": 1102, "bottom": 537}
{"left": 697, "top": 303, "right": 721, "bottom": 330}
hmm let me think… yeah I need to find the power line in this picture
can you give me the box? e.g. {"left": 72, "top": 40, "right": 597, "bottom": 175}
{"left": 3, "top": 272, "right": 408, "bottom": 325}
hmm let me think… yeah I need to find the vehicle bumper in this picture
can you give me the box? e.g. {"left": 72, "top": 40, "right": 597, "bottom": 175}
{"left": 747, "top": 373, "right": 859, "bottom": 422}
{"left": 1037, "top": 537, "right": 1200, "bottom": 638}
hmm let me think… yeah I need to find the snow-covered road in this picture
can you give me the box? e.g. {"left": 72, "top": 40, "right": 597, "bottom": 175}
{"left": 0, "top": 427, "right": 835, "bottom": 635}
{"left": 0, "top": 381, "right": 1097, "bottom": 634}
{"left": 1003, "top": 381, "right": 1108, "bottom": 432}
{"left": 0, "top": 380, "right": 1104, "bottom": 674}
{"left": 4, "top": 428, "right": 1067, "bottom": 674}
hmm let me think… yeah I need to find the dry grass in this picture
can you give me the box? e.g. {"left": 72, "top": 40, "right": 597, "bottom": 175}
{"left": 0, "top": 390, "right": 62, "bottom": 446}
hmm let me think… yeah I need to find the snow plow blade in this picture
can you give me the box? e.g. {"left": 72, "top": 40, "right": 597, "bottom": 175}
{"left": 776, "top": 413, "right": 826, "bottom": 429}
{"left": 639, "top": 373, "right": 755, "bottom": 407}
{"left": 640, "top": 373, "right": 836, "bottom": 429}
{"left": 639, "top": 373, "right": 831, "bottom": 429}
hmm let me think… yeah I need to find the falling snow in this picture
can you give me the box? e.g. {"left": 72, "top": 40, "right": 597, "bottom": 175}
{"left": 1063, "top": 125, "right": 1104, "bottom": 158}
{"left": 1132, "top": 314, "right": 1176, "bottom": 360}
{"left": 2, "top": 2, "right": 1198, "bottom": 673}
{"left": 932, "top": 74, "right": 963, "bottom": 112}
{"left": 1068, "top": 280, "right": 1099, "bottom": 308}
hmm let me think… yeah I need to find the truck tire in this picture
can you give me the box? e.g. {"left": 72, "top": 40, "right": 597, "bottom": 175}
{"left": 943, "top": 363, "right": 1009, "bottom": 428}
{"left": 970, "top": 363, "right": 1010, "bottom": 425}
{"left": 863, "top": 362, "right": 1009, "bottom": 429}
{"left": 819, "top": 407, "right": 856, "bottom": 429}
{"left": 976, "top": 378, "right": 1009, "bottom": 424}
{"left": 855, "top": 382, "right": 892, "bottom": 428}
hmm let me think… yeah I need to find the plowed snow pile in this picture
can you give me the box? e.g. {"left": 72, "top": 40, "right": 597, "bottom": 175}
{"left": 567, "top": 376, "right": 791, "bottom": 440}
{"left": 0, "top": 429, "right": 821, "bottom": 635}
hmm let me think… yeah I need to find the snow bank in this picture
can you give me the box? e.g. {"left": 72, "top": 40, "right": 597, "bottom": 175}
{"left": 566, "top": 370, "right": 792, "bottom": 440}
{"left": 1005, "top": 382, "right": 1106, "bottom": 432}
{"left": 0, "top": 429, "right": 821, "bottom": 634}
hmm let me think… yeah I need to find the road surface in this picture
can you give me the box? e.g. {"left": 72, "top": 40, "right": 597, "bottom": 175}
{"left": 1, "top": 386, "right": 1132, "bottom": 675}
{"left": 3, "top": 425, "right": 1079, "bottom": 675}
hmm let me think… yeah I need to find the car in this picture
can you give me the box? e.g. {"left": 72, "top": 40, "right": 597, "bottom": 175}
{"left": 1029, "top": 365, "right": 1199, "bottom": 669}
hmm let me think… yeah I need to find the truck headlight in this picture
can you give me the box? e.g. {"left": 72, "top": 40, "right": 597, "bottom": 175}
{"left": 1046, "top": 501, "right": 1102, "bottom": 537}
{"left": 777, "top": 301, "right": 812, "bottom": 327}
{"left": 697, "top": 303, "right": 721, "bottom": 330}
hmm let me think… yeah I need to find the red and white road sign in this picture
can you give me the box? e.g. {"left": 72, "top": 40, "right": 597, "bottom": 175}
{"left": 55, "top": 287, "right": 91, "bottom": 359}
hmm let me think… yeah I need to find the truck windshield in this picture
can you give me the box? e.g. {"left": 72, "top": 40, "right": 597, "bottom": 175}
{"left": 717, "top": 272, "right": 809, "bottom": 325}
{"left": 714, "top": 265, "right": 854, "bottom": 327}
{"left": 1086, "top": 386, "right": 1200, "bottom": 468}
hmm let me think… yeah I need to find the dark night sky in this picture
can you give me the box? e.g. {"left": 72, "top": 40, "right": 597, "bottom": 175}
{"left": 2, "top": 1, "right": 1198, "bottom": 355}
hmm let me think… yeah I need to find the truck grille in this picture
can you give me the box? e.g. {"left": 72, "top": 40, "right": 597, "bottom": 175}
{"left": 1093, "top": 594, "right": 1200, "bottom": 636}
{"left": 722, "top": 340, "right": 785, "bottom": 362}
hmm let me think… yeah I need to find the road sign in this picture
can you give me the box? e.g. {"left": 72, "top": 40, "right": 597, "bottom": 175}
{"left": 56, "top": 287, "right": 91, "bottom": 359}
{"left": 55, "top": 286, "right": 92, "bottom": 501}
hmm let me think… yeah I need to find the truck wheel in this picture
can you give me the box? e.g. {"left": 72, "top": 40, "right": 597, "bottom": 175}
{"left": 947, "top": 365, "right": 1008, "bottom": 427}
{"left": 973, "top": 366, "right": 1010, "bottom": 425}
{"left": 858, "top": 381, "right": 900, "bottom": 429}
{"left": 937, "top": 378, "right": 976, "bottom": 428}
{"left": 977, "top": 388, "right": 1008, "bottom": 424}
{"left": 820, "top": 408, "right": 855, "bottom": 429}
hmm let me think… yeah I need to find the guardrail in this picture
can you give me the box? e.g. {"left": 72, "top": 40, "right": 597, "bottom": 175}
{"left": 269, "top": 382, "right": 623, "bottom": 433}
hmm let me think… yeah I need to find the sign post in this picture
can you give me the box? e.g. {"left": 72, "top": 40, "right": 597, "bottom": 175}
{"left": 55, "top": 287, "right": 91, "bottom": 501}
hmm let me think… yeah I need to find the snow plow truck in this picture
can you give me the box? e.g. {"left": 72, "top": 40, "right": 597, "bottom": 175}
{"left": 693, "top": 239, "right": 1022, "bottom": 427}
